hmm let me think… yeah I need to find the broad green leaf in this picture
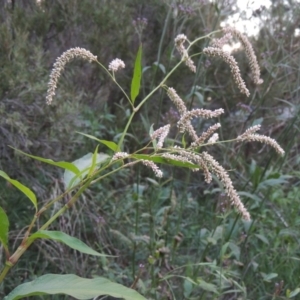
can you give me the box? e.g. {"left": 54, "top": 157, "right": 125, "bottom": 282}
{"left": 28, "top": 230, "right": 109, "bottom": 257}
{"left": 289, "top": 288, "right": 300, "bottom": 298}
{"left": 130, "top": 44, "right": 142, "bottom": 104}
{"left": 0, "top": 206, "right": 9, "bottom": 250}
{"left": 11, "top": 148, "right": 80, "bottom": 175}
{"left": 64, "top": 152, "right": 110, "bottom": 189}
{"left": 261, "top": 272, "right": 278, "bottom": 282}
{"left": 0, "top": 171, "right": 37, "bottom": 211}
{"left": 132, "top": 154, "right": 199, "bottom": 169}
{"left": 76, "top": 132, "right": 120, "bottom": 152}
{"left": 197, "top": 278, "right": 218, "bottom": 294}
{"left": 255, "top": 233, "right": 269, "bottom": 245}
{"left": 4, "top": 274, "right": 146, "bottom": 300}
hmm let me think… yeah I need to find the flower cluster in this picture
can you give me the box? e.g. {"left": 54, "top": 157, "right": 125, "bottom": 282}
{"left": 203, "top": 27, "right": 263, "bottom": 97}
{"left": 237, "top": 125, "right": 285, "bottom": 156}
{"left": 211, "top": 32, "right": 232, "bottom": 49}
{"left": 151, "top": 125, "right": 170, "bottom": 148}
{"left": 223, "top": 27, "right": 263, "bottom": 85}
{"left": 178, "top": 108, "right": 224, "bottom": 133}
{"left": 174, "top": 34, "right": 196, "bottom": 73}
{"left": 201, "top": 151, "right": 251, "bottom": 220}
{"left": 108, "top": 58, "right": 125, "bottom": 72}
{"left": 203, "top": 47, "right": 250, "bottom": 97}
{"left": 141, "top": 160, "right": 163, "bottom": 178}
{"left": 191, "top": 123, "right": 221, "bottom": 147}
{"left": 46, "top": 48, "right": 97, "bottom": 105}
{"left": 111, "top": 152, "right": 130, "bottom": 161}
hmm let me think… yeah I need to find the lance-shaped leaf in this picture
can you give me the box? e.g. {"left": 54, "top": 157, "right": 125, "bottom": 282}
{"left": 63, "top": 152, "right": 110, "bottom": 189}
{"left": 28, "top": 230, "right": 109, "bottom": 257}
{"left": 130, "top": 44, "right": 142, "bottom": 104}
{"left": 132, "top": 154, "right": 199, "bottom": 169}
{"left": 0, "top": 206, "right": 9, "bottom": 252}
{"left": 4, "top": 274, "right": 146, "bottom": 300}
{"left": 11, "top": 148, "right": 80, "bottom": 175}
{"left": 76, "top": 132, "right": 120, "bottom": 152}
{"left": 0, "top": 171, "right": 37, "bottom": 211}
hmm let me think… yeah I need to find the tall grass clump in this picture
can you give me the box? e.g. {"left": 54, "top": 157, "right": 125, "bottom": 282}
{"left": 0, "top": 18, "right": 287, "bottom": 299}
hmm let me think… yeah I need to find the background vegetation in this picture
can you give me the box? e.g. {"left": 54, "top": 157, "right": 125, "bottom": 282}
{"left": 0, "top": 0, "right": 300, "bottom": 299}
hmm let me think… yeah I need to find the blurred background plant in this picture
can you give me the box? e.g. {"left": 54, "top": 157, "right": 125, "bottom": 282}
{"left": 0, "top": 0, "right": 299, "bottom": 299}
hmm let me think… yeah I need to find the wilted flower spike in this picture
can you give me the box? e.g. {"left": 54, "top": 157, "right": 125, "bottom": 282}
{"left": 108, "top": 58, "right": 125, "bottom": 72}
{"left": 151, "top": 125, "right": 170, "bottom": 148}
{"left": 203, "top": 47, "right": 250, "bottom": 97}
{"left": 223, "top": 27, "right": 263, "bottom": 85}
{"left": 141, "top": 160, "right": 163, "bottom": 178}
{"left": 46, "top": 47, "right": 97, "bottom": 105}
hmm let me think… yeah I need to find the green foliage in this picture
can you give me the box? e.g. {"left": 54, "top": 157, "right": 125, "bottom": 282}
{"left": 0, "top": 207, "right": 9, "bottom": 251}
{"left": 0, "top": 171, "right": 37, "bottom": 211}
{"left": 0, "top": 1, "right": 299, "bottom": 299}
{"left": 4, "top": 274, "right": 146, "bottom": 300}
{"left": 131, "top": 44, "right": 143, "bottom": 104}
{"left": 28, "top": 230, "right": 110, "bottom": 257}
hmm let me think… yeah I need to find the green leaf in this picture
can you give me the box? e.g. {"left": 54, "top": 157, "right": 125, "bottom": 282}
{"left": 132, "top": 154, "right": 199, "bottom": 169}
{"left": 261, "top": 272, "right": 278, "bottom": 282}
{"left": 4, "top": 274, "right": 146, "bottom": 300}
{"left": 28, "top": 230, "right": 110, "bottom": 257}
{"left": 0, "top": 171, "right": 37, "bottom": 211}
{"left": 11, "top": 148, "right": 80, "bottom": 175}
{"left": 76, "top": 132, "right": 120, "bottom": 152}
{"left": 255, "top": 233, "right": 269, "bottom": 245}
{"left": 131, "top": 44, "right": 142, "bottom": 104}
{"left": 197, "top": 278, "right": 218, "bottom": 294}
{"left": 0, "top": 206, "right": 9, "bottom": 250}
{"left": 153, "top": 61, "right": 166, "bottom": 74}
{"left": 87, "top": 145, "right": 100, "bottom": 177}
{"left": 289, "top": 288, "right": 300, "bottom": 298}
{"left": 64, "top": 152, "right": 110, "bottom": 189}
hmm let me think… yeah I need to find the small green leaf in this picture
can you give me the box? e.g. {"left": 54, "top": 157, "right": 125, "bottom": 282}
{"left": 64, "top": 152, "right": 110, "bottom": 189}
{"left": 0, "top": 171, "right": 37, "bottom": 211}
{"left": 88, "top": 145, "right": 100, "bottom": 177}
{"left": 131, "top": 44, "right": 142, "bottom": 104}
{"left": 76, "top": 132, "right": 120, "bottom": 152}
{"left": 4, "top": 274, "right": 146, "bottom": 300}
{"left": 11, "top": 148, "right": 80, "bottom": 175}
{"left": 0, "top": 206, "right": 9, "bottom": 250}
{"left": 261, "top": 272, "right": 278, "bottom": 282}
{"left": 28, "top": 230, "right": 109, "bottom": 257}
{"left": 153, "top": 61, "right": 166, "bottom": 74}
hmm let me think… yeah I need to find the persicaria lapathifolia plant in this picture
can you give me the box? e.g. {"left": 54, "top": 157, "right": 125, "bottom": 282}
{"left": 0, "top": 27, "right": 284, "bottom": 299}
